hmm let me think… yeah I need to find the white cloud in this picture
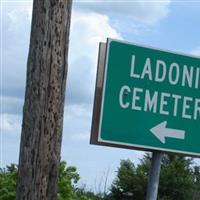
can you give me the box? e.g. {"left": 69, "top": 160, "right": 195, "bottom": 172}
{"left": 63, "top": 104, "right": 92, "bottom": 143}
{"left": 66, "top": 11, "right": 121, "bottom": 105}
{"left": 191, "top": 47, "right": 200, "bottom": 57}
{"left": 0, "top": 114, "right": 21, "bottom": 133}
{"left": 0, "top": 113, "right": 21, "bottom": 167}
{"left": 1, "top": 96, "right": 23, "bottom": 114}
{"left": 6, "top": 2, "right": 32, "bottom": 31}
{"left": 69, "top": 12, "right": 121, "bottom": 62}
{"left": 70, "top": 132, "right": 90, "bottom": 141}
{"left": 64, "top": 104, "right": 92, "bottom": 121}
{"left": 2, "top": 3, "right": 31, "bottom": 104}
{"left": 74, "top": 0, "right": 171, "bottom": 24}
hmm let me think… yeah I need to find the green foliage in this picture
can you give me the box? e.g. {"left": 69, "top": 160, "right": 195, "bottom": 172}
{"left": 0, "top": 164, "right": 18, "bottom": 200}
{"left": 109, "top": 158, "right": 147, "bottom": 200}
{"left": 192, "top": 166, "right": 200, "bottom": 200}
{"left": 57, "top": 162, "right": 104, "bottom": 200}
{"left": 159, "top": 155, "right": 194, "bottom": 200}
{"left": 109, "top": 154, "right": 200, "bottom": 200}
{"left": 109, "top": 159, "right": 136, "bottom": 199}
{"left": 1, "top": 157, "right": 200, "bottom": 200}
{"left": 57, "top": 161, "right": 80, "bottom": 200}
{"left": 75, "top": 187, "right": 104, "bottom": 200}
{"left": 0, "top": 162, "right": 102, "bottom": 200}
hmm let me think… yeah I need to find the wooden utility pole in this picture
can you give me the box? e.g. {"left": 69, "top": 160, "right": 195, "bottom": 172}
{"left": 16, "top": 0, "right": 72, "bottom": 199}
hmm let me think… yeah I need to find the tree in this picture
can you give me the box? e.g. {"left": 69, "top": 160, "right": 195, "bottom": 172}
{"left": 1, "top": 162, "right": 105, "bottom": 200}
{"left": 158, "top": 155, "right": 194, "bottom": 200}
{"left": 16, "top": 0, "right": 72, "bottom": 199}
{"left": 191, "top": 166, "right": 200, "bottom": 200}
{"left": 0, "top": 164, "right": 18, "bottom": 200}
{"left": 109, "top": 159, "right": 139, "bottom": 200}
{"left": 109, "top": 154, "right": 199, "bottom": 200}
{"left": 57, "top": 161, "right": 79, "bottom": 200}
{"left": 75, "top": 187, "right": 105, "bottom": 200}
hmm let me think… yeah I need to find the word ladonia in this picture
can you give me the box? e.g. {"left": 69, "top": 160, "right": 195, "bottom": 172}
{"left": 119, "top": 55, "right": 200, "bottom": 120}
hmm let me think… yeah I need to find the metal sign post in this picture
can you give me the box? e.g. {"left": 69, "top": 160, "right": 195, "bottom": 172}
{"left": 146, "top": 151, "right": 163, "bottom": 200}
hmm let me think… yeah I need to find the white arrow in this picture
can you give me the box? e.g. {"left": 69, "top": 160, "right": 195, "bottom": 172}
{"left": 150, "top": 121, "right": 185, "bottom": 144}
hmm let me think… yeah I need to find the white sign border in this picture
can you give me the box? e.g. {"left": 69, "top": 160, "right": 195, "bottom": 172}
{"left": 97, "top": 38, "right": 200, "bottom": 157}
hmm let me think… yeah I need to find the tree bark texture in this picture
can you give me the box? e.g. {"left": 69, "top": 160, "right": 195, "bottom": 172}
{"left": 16, "top": 0, "right": 72, "bottom": 199}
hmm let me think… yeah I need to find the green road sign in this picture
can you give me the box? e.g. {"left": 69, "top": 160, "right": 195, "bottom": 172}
{"left": 91, "top": 39, "right": 200, "bottom": 157}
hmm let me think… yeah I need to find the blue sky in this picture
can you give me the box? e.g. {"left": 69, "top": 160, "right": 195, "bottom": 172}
{"left": 1, "top": 0, "right": 200, "bottom": 191}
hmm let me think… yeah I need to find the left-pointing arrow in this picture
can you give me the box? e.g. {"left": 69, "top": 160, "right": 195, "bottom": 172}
{"left": 150, "top": 121, "right": 185, "bottom": 144}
